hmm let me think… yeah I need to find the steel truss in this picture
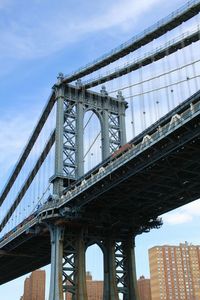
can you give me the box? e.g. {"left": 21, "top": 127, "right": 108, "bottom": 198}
{"left": 115, "top": 239, "right": 138, "bottom": 299}
{"left": 62, "top": 230, "right": 87, "bottom": 299}
{"left": 63, "top": 100, "right": 77, "bottom": 179}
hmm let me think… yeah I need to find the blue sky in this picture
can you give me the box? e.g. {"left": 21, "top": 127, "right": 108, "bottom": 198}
{"left": 0, "top": 0, "right": 200, "bottom": 299}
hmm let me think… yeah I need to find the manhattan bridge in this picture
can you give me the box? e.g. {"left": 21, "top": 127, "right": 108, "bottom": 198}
{"left": 1, "top": 1, "right": 200, "bottom": 299}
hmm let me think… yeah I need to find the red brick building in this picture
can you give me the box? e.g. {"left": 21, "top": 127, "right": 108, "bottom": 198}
{"left": 23, "top": 277, "right": 31, "bottom": 300}
{"left": 66, "top": 272, "right": 103, "bottom": 299}
{"left": 86, "top": 272, "right": 103, "bottom": 300}
{"left": 22, "top": 269, "right": 45, "bottom": 300}
{"left": 137, "top": 275, "right": 152, "bottom": 300}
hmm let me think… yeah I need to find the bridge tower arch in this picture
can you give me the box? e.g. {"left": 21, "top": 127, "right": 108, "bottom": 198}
{"left": 52, "top": 73, "right": 127, "bottom": 195}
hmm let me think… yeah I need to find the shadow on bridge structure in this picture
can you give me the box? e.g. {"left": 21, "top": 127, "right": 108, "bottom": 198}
{"left": 0, "top": 0, "right": 200, "bottom": 299}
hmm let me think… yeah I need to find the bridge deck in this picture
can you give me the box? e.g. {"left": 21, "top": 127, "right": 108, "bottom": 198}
{"left": 0, "top": 91, "right": 200, "bottom": 284}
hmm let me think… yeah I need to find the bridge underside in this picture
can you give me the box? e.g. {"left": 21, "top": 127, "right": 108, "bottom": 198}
{"left": 65, "top": 111, "right": 200, "bottom": 226}
{"left": 0, "top": 233, "right": 51, "bottom": 284}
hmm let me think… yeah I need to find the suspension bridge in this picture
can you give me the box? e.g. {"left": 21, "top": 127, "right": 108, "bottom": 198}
{"left": 0, "top": 0, "right": 200, "bottom": 299}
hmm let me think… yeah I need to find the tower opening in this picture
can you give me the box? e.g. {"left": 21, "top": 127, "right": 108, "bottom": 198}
{"left": 86, "top": 243, "right": 104, "bottom": 299}
{"left": 83, "top": 110, "right": 102, "bottom": 173}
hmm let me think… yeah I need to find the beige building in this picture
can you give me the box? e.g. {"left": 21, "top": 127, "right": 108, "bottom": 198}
{"left": 149, "top": 242, "right": 200, "bottom": 300}
{"left": 23, "top": 269, "right": 45, "bottom": 300}
{"left": 137, "top": 275, "right": 152, "bottom": 300}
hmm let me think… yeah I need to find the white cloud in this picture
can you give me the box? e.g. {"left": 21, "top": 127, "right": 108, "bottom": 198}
{"left": 0, "top": 85, "right": 56, "bottom": 189}
{"left": 0, "top": 99, "right": 46, "bottom": 182}
{"left": 162, "top": 200, "right": 200, "bottom": 225}
{"left": 163, "top": 212, "right": 192, "bottom": 225}
{"left": 0, "top": 0, "right": 161, "bottom": 60}
{"left": 79, "top": 0, "right": 161, "bottom": 33}
{"left": 182, "top": 201, "right": 200, "bottom": 216}
{"left": 0, "top": 114, "right": 35, "bottom": 179}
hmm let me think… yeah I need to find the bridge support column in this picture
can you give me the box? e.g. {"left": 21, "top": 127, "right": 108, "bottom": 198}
{"left": 76, "top": 231, "right": 87, "bottom": 299}
{"left": 64, "top": 230, "right": 88, "bottom": 300}
{"left": 103, "top": 239, "right": 119, "bottom": 300}
{"left": 49, "top": 225, "right": 65, "bottom": 300}
{"left": 121, "top": 237, "right": 139, "bottom": 300}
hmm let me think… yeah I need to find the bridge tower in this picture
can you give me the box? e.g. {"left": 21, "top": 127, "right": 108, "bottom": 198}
{"left": 52, "top": 72, "right": 127, "bottom": 193}
{"left": 48, "top": 73, "right": 139, "bottom": 300}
